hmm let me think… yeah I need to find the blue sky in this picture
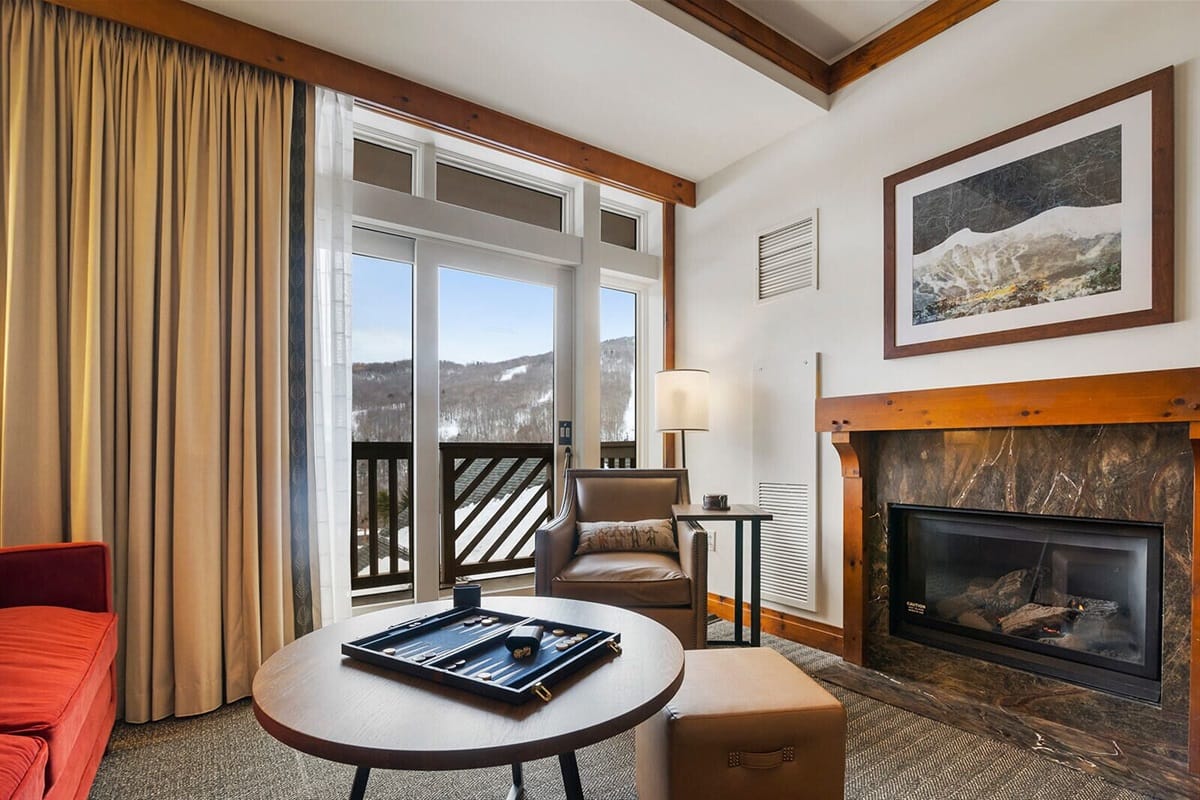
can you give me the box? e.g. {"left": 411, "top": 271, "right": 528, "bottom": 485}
{"left": 351, "top": 254, "right": 636, "bottom": 364}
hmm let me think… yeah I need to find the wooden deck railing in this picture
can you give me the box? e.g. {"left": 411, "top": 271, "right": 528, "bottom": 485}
{"left": 600, "top": 440, "right": 636, "bottom": 468}
{"left": 440, "top": 442, "right": 554, "bottom": 584}
{"left": 351, "top": 441, "right": 414, "bottom": 591}
{"left": 351, "top": 441, "right": 561, "bottom": 590}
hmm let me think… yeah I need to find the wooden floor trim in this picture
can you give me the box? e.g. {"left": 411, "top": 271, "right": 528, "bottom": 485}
{"left": 707, "top": 593, "right": 844, "bottom": 656}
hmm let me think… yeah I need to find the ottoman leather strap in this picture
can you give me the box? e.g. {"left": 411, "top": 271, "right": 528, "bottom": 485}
{"left": 727, "top": 746, "right": 795, "bottom": 769}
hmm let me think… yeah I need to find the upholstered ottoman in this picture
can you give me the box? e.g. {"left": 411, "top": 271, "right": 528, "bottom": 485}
{"left": 636, "top": 647, "right": 846, "bottom": 800}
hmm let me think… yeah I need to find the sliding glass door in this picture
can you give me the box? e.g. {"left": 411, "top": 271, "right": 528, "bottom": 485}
{"left": 411, "top": 241, "right": 573, "bottom": 599}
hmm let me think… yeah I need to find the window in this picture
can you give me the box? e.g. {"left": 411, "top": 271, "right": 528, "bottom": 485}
{"left": 601, "top": 209, "right": 639, "bottom": 250}
{"left": 350, "top": 245, "right": 415, "bottom": 591}
{"left": 354, "top": 139, "right": 413, "bottom": 194}
{"left": 437, "top": 268, "right": 555, "bottom": 443}
{"left": 436, "top": 163, "right": 563, "bottom": 230}
{"left": 348, "top": 104, "right": 664, "bottom": 597}
{"left": 600, "top": 287, "right": 637, "bottom": 467}
{"left": 351, "top": 253, "right": 414, "bottom": 441}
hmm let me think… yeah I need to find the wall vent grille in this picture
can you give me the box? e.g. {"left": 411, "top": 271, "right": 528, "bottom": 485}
{"left": 758, "top": 213, "right": 817, "bottom": 300}
{"left": 757, "top": 481, "right": 815, "bottom": 611}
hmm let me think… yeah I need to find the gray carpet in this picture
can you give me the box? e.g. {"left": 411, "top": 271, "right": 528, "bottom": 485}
{"left": 90, "top": 622, "right": 1153, "bottom": 799}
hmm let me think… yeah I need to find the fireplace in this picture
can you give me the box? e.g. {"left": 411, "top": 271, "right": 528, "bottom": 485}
{"left": 889, "top": 503, "right": 1164, "bottom": 702}
{"left": 815, "top": 370, "right": 1199, "bottom": 794}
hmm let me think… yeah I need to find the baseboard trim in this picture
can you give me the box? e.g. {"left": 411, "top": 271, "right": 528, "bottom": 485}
{"left": 707, "top": 592, "right": 844, "bottom": 657}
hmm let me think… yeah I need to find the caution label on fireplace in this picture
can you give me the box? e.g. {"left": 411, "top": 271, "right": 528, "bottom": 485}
{"left": 906, "top": 601, "right": 926, "bottom": 615}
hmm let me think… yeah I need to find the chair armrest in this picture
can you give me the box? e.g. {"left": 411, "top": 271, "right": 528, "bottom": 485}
{"left": 676, "top": 521, "right": 709, "bottom": 649}
{"left": 0, "top": 542, "right": 112, "bottom": 613}
{"left": 675, "top": 521, "right": 707, "bottom": 581}
{"left": 534, "top": 512, "right": 577, "bottom": 596}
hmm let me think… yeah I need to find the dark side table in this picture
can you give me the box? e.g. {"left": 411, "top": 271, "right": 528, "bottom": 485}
{"left": 673, "top": 504, "right": 773, "bottom": 647}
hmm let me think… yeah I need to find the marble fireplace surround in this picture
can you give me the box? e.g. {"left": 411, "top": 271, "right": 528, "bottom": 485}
{"left": 815, "top": 367, "right": 1200, "bottom": 795}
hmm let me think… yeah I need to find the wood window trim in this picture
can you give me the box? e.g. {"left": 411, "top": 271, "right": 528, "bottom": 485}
{"left": 46, "top": 0, "right": 696, "bottom": 207}
{"left": 662, "top": 203, "right": 678, "bottom": 468}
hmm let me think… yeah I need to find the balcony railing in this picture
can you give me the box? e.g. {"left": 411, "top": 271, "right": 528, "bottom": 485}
{"left": 441, "top": 443, "right": 554, "bottom": 584}
{"left": 351, "top": 441, "right": 414, "bottom": 591}
{"left": 600, "top": 440, "right": 636, "bottom": 468}
{"left": 350, "top": 441, "right": 555, "bottom": 592}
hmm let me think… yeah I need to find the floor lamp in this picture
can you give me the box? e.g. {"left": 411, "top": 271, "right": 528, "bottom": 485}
{"left": 655, "top": 369, "right": 709, "bottom": 469}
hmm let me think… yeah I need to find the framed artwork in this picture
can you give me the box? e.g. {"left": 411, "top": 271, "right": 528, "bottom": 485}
{"left": 884, "top": 68, "right": 1173, "bottom": 359}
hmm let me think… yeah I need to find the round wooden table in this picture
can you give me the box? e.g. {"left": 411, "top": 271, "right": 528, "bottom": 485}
{"left": 252, "top": 596, "right": 685, "bottom": 800}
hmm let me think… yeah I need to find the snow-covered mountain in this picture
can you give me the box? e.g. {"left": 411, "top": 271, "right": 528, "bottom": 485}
{"left": 352, "top": 336, "right": 635, "bottom": 443}
{"left": 911, "top": 204, "right": 1122, "bottom": 324}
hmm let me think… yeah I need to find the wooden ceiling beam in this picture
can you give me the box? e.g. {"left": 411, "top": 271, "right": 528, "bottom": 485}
{"left": 659, "top": 0, "right": 831, "bottom": 94}
{"left": 658, "top": 0, "right": 998, "bottom": 98}
{"left": 46, "top": 0, "right": 696, "bottom": 207}
{"left": 828, "top": 0, "right": 1001, "bottom": 91}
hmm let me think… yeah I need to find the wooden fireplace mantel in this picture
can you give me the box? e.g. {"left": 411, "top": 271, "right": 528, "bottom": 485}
{"left": 815, "top": 367, "right": 1200, "bottom": 433}
{"left": 814, "top": 366, "right": 1200, "bottom": 772}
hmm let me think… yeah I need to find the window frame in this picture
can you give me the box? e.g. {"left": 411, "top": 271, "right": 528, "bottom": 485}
{"left": 352, "top": 124, "right": 423, "bottom": 195}
{"left": 435, "top": 150, "right": 574, "bottom": 234}
{"left": 599, "top": 273, "right": 655, "bottom": 469}
{"left": 599, "top": 197, "right": 649, "bottom": 252}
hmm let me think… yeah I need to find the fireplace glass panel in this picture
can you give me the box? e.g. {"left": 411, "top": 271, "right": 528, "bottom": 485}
{"left": 890, "top": 504, "right": 1162, "bottom": 701}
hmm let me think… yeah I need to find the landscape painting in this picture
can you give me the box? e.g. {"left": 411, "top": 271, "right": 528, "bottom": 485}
{"left": 883, "top": 68, "right": 1173, "bottom": 359}
{"left": 909, "top": 126, "right": 1121, "bottom": 326}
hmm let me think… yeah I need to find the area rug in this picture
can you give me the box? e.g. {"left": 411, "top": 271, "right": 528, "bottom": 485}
{"left": 89, "top": 622, "right": 1151, "bottom": 799}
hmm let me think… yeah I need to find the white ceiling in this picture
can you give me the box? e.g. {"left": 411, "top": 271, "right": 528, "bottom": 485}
{"left": 190, "top": 0, "right": 920, "bottom": 182}
{"left": 731, "top": 0, "right": 926, "bottom": 62}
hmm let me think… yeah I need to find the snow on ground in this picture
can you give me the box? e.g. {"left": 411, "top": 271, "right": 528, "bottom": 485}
{"left": 453, "top": 483, "right": 543, "bottom": 564}
{"left": 498, "top": 364, "right": 529, "bottom": 382}
{"left": 358, "top": 483, "right": 545, "bottom": 577}
{"left": 620, "top": 364, "right": 635, "bottom": 440}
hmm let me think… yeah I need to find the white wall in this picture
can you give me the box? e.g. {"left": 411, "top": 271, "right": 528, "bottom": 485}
{"left": 676, "top": 1, "right": 1200, "bottom": 628}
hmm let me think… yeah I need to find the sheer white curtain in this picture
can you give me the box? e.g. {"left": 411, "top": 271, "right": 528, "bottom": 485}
{"left": 310, "top": 87, "right": 355, "bottom": 624}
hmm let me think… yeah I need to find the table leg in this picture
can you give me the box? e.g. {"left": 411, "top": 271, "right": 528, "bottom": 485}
{"left": 506, "top": 763, "right": 525, "bottom": 800}
{"left": 349, "top": 766, "right": 371, "bottom": 800}
{"left": 751, "top": 519, "right": 762, "bottom": 647}
{"left": 559, "top": 751, "right": 584, "bottom": 800}
{"left": 734, "top": 520, "right": 744, "bottom": 646}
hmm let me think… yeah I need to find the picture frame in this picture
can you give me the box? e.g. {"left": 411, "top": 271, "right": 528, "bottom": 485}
{"left": 883, "top": 68, "right": 1173, "bottom": 359}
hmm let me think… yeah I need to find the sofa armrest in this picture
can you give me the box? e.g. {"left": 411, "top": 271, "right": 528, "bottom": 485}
{"left": 534, "top": 511, "right": 578, "bottom": 596}
{"left": 0, "top": 542, "right": 112, "bottom": 613}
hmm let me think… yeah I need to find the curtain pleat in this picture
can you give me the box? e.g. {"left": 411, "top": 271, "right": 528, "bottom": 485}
{"left": 0, "top": 0, "right": 310, "bottom": 722}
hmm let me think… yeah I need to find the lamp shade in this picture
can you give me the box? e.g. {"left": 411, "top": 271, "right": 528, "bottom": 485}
{"left": 655, "top": 369, "right": 710, "bottom": 432}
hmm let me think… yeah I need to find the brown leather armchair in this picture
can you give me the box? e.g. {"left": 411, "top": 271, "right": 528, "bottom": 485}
{"left": 535, "top": 468, "right": 708, "bottom": 649}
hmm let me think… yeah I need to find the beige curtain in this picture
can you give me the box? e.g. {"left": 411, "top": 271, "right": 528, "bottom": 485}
{"left": 1, "top": 0, "right": 301, "bottom": 722}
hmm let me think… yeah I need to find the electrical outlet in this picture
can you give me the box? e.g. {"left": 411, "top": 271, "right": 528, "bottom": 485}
{"left": 708, "top": 533, "right": 717, "bottom": 552}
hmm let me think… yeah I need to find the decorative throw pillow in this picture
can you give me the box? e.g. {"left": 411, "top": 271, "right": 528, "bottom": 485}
{"left": 575, "top": 518, "right": 678, "bottom": 555}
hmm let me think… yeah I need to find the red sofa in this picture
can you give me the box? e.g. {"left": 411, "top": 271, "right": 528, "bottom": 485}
{"left": 0, "top": 543, "right": 117, "bottom": 800}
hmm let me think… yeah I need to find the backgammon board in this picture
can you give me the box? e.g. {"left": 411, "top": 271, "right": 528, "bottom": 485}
{"left": 341, "top": 605, "right": 622, "bottom": 704}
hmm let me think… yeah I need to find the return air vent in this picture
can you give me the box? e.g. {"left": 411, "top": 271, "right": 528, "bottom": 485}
{"left": 757, "top": 482, "right": 815, "bottom": 611}
{"left": 752, "top": 353, "right": 819, "bottom": 613}
{"left": 757, "top": 212, "right": 817, "bottom": 300}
